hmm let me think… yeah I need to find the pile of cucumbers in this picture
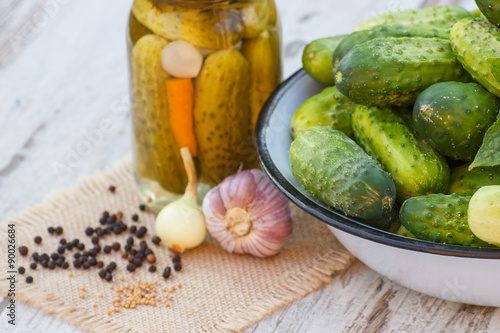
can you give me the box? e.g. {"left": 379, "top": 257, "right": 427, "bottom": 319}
{"left": 290, "top": 4, "right": 500, "bottom": 248}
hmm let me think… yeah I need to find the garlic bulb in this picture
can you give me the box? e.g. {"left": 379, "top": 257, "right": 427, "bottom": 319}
{"left": 156, "top": 148, "right": 207, "bottom": 252}
{"left": 203, "top": 169, "right": 293, "bottom": 257}
{"left": 161, "top": 40, "right": 204, "bottom": 78}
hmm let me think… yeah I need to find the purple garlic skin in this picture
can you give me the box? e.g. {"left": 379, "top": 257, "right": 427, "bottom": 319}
{"left": 203, "top": 169, "right": 293, "bottom": 257}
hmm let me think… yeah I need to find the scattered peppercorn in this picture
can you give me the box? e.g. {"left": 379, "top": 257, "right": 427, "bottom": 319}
{"left": 19, "top": 246, "right": 28, "bottom": 256}
{"left": 41, "top": 261, "right": 49, "bottom": 268}
{"left": 32, "top": 252, "right": 39, "bottom": 262}
{"left": 148, "top": 266, "right": 157, "bottom": 273}
{"left": 66, "top": 243, "right": 74, "bottom": 250}
{"left": 61, "top": 262, "right": 69, "bottom": 269}
{"left": 48, "top": 227, "right": 55, "bottom": 234}
{"left": 18, "top": 267, "right": 26, "bottom": 274}
{"left": 174, "top": 263, "right": 182, "bottom": 272}
{"left": 77, "top": 243, "right": 85, "bottom": 251}
{"left": 136, "top": 227, "right": 147, "bottom": 238}
{"left": 91, "top": 236, "right": 99, "bottom": 245}
{"left": 51, "top": 253, "right": 59, "bottom": 261}
{"left": 130, "top": 225, "right": 137, "bottom": 234}
{"left": 34, "top": 236, "right": 42, "bottom": 244}
{"left": 88, "top": 257, "right": 97, "bottom": 266}
{"left": 172, "top": 255, "right": 181, "bottom": 264}
{"left": 73, "top": 260, "right": 82, "bottom": 268}
{"left": 162, "top": 267, "right": 171, "bottom": 279}
{"left": 109, "top": 185, "right": 116, "bottom": 193}
{"left": 55, "top": 227, "right": 63, "bottom": 235}
{"left": 48, "top": 261, "right": 56, "bottom": 270}
{"left": 83, "top": 262, "right": 91, "bottom": 269}
{"left": 26, "top": 276, "right": 33, "bottom": 284}
{"left": 30, "top": 262, "right": 37, "bottom": 270}
{"left": 105, "top": 273, "right": 113, "bottom": 282}
{"left": 132, "top": 214, "right": 139, "bottom": 222}
{"left": 103, "top": 245, "right": 112, "bottom": 254}
{"left": 57, "top": 246, "right": 65, "bottom": 254}
{"left": 96, "top": 261, "right": 104, "bottom": 268}
{"left": 139, "top": 204, "right": 146, "bottom": 211}
{"left": 152, "top": 236, "right": 161, "bottom": 245}
{"left": 71, "top": 239, "right": 79, "bottom": 246}
{"left": 59, "top": 238, "right": 67, "bottom": 245}
{"left": 85, "top": 227, "right": 94, "bottom": 236}
{"left": 127, "top": 264, "right": 136, "bottom": 272}
{"left": 112, "top": 242, "right": 120, "bottom": 251}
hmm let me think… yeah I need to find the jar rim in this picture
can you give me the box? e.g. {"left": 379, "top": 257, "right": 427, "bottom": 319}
{"left": 155, "top": 0, "right": 248, "bottom": 5}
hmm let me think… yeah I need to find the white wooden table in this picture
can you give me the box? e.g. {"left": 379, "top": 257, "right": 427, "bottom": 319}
{"left": 2, "top": 0, "right": 499, "bottom": 332}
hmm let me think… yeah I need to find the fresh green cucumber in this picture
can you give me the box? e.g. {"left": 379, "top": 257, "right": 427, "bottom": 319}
{"left": 332, "top": 24, "right": 449, "bottom": 70}
{"left": 475, "top": 0, "right": 500, "bottom": 27}
{"left": 450, "top": 17, "right": 500, "bottom": 98}
{"left": 335, "top": 37, "right": 471, "bottom": 107}
{"left": 400, "top": 193, "right": 493, "bottom": 247}
{"left": 468, "top": 185, "right": 500, "bottom": 246}
{"left": 302, "top": 35, "right": 346, "bottom": 86}
{"left": 289, "top": 127, "right": 396, "bottom": 221}
{"left": 352, "top": 105, "right": 450, "bottom": 202}
{"left": 413, "top": 82, "right": 500, "bottom": 161}
{"left": 447, "top": 164, "right": 500, "bottom": 196}
{"left": 290, "top": 86, "right": 357, "bottom": 139}
{"left": 353, "top": 6, "right": 471, "bottom": 31}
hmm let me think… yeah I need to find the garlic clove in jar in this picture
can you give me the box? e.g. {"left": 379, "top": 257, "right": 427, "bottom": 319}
{"left": 203, "top": 169, "right": 293, "bottom": 257}
{"left": 161, "top": 40, "right": 204, "bottom": 78}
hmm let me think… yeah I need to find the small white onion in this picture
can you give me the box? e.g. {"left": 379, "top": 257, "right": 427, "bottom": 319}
{"left": 203, "top": 169, "right": 293, "bottom": 257}
{"left": 161, "top": 40, "right": 204, "bottom": 78}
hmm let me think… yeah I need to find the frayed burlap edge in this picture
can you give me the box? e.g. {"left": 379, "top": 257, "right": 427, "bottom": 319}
{"left": 0, "top": 156, "right": 356, "bottom": 333}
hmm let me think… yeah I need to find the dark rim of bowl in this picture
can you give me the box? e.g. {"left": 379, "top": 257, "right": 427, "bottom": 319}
{"left": 255, "top": 68, "right": 500, "bottom": 259}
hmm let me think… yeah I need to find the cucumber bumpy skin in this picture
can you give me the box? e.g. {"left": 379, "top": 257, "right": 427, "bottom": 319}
{"left": 352, "top": 105, "right": 450, "bottom": 202}
{"left": 450, "top": 17, "right": 500, "bottom": 98}
{"left": 302, "top": 35, "right": 346, "bottom": 86}
{"left": 468, "top": 185, "right": 500, "bottom": 246}
{"left": 400, "top": 193, "right": 493, "bottom": 247}
{"left": 335, "top": 37, "right": 471, "bottom": 107}
{"left": 353, "top": 6, "right": 471, "bottom": 32}
{"left": 332, "top": 24, "right": 450, "bottom": 70}
{"left": 290, "top": 127, "right": 396, "bottom": 221}
{"left": 475, "top": 0, "right": 500, "bottom": 27}
{"left": 447, "top": 164, "right": 500, "bottom": 196}
{"left": 413, "top": 82, "right": 500, "bottom": 161}
{"left": 290, "top": 86, "right": 357, "bottom": 139}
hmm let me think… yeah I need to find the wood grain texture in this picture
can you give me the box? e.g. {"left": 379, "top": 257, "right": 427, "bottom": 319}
{"left": 1, "top": 0, "right": 499, "bottom": 332}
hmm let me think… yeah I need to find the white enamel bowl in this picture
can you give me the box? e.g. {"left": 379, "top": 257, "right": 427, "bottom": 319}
{"left": 255, "top": 69, "right": 500, "bottom": 307}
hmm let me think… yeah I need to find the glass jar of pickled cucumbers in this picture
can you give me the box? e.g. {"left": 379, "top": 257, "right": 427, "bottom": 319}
{"left": 128, "top": 0, "right": 282, "bottom": 212}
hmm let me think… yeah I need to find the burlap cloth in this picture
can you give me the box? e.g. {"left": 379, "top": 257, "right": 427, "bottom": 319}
{"left": 0, "top": 156, "right": 355, "bottom": 333}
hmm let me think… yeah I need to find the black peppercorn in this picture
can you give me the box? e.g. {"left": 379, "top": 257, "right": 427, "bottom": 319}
{"left": 109, "top": 185, "right": 116, "bottom": 193}
{"left": 48, "top": 261, "right": 56, "bottom": 270}
{"left": 103, "top": 245, "right": 112, "bottom": 254}
{"left": 32, "top": 252, "right": 39, "bottom": 262}
{"left": 139, "top": 204, "right": 146, "bottom": 211}
{"left": 162, "top": 267, "right": 171, "bottom": 279}
{"left": 85, "top": 227, "right": 94, "bottom": 236}
{"left": 74, "top": 252, "right": 81, "bottom": 259}
{"left": 109, "top": 262, "right": 117, "bottom": 270}
{"left": 71, "top": 239, "right": 79, "bottom": 246}
{"left": 126, "top": 237, "right": 134, "bottom": 245}
{"left": 130, "top": 249, "right": 138, "bottom": 256}
{"left": 26, "top": 276, "right": 33, "bottom": 284}
{"left": 174, "top": 263, "right": 182, "bottom": 271}
{"left": 99, "top": 269, "right": 107, "bottom": 279}
{"left": 107, "top": 216, "right": 117, "bottom": 224}
{"left": 57, "top": 246, "right": 65, "bottom": 254}
{"left": 51, "top": 253, "right": 59, "bottom": 261}
{"left": 60, "top": 238, "right": 67, "bottom": 245}
{"left": 96, "top": 261, "right": 104, "bottom": 268}
{"left": 89, "top": 257, "right": 97, "bottom": 266}
{"left": 62, "top": 262, "right": 69, "bottom": 269}
{"left": 30, "top": 262, "right": 37, "bottom": 270}
{"left": 126, "top": 264, "right": 136, "bottom": 272}
{"left": 40, "top": 253, "right": 49, "bottom": 262}
{"left": 132, "top": 214, "right": 139, "bottom": 222}
{"left": 83, "top": 262, "right": 91, "bottom": 269}
{"left": 133, "top": 258, "right": 142, "bottom": 267}
{"left": 73, "top": 260, "right": 82, "bottom": 268}
{"left": 148, "top": 266, "right": 157, "bottom": 273}
{"left": 66, "top": 243, "right": 74, "bottom": 250}
{"left": 105, "top": 273, "right": 112, "bottom": 282}
{"left": 124, "top": 244, "right": 132, "bottom": 252}
{"left": 34, "top": 236, "right": 42, "bottom": 244}
{"left": 55, "top": 227, "right": 63, "bottom": 235}
{"left": 103, "top": 211, "right": 110, "bottom": 219}
{"left": 130, "top": 225, "right": 137, "bottom": 234}
{"left": 93, "top": 244, "right": 101, "bottom": 253}
{"left": 112, "top": 242, "right": 120, "bottom": 251}
{"left": 56, "top": 258, "right": 64, "bottom": 267}
{"left": 172, "top": 255, "right": 181, "bottom": 264}
{"left": 112, "top": 225, "right": 122, "bottom": 235}
{"left": 48, "top": 226, "right": 55, "bottom": 234}
{"left": 18, "top": 267, "right": 25, "bottom": 274}
{"left": 41, "top": 261, "right": 49, "bottom": 268}
{"left": 91, "top": 236, "right": 99, "bottom": 245}
{"left": 77, "top": 243, "right": 85, "bottom": 251}
{"left": 19, "top": 246, "right": 28, "bottom": 256}
{"left": 152, "top": 236, "right": 161, "bottom": 245}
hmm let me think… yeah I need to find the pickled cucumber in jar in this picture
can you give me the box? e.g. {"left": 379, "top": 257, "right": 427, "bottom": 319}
{"left": 128, "top": 0, "right": 281, "bottom": 211}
